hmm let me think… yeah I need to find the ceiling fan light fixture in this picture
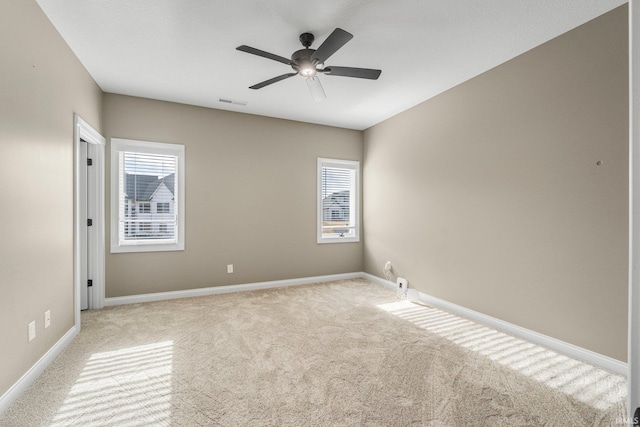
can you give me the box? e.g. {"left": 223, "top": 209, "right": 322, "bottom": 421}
{"left": 299, "top": 67, "right": 316, "bottom": 77}
{"left": 306, "top": 76, "right": 326, "bottom": 102}
{"left": 297, "top": 58, "right": 317, "bottom": 77}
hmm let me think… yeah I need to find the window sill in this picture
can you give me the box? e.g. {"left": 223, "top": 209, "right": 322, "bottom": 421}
{"left": 317, "top": 237, "right": 360, "bottom": 244}
{"left": 110, "top": 242, "right": 184, "bottom": 253}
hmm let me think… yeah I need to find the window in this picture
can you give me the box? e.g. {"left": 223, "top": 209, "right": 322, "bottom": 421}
{"left": 111, "top": 138, "right": 185, "bottom": 253}
{"left": 139, "top": 202, "right": 151, "bottom": 213}
{"left": 317, "top": 158, "right": 359, "bottom": 243}
{"left": 157, "top": 202, "right": 170, "bottom": 213}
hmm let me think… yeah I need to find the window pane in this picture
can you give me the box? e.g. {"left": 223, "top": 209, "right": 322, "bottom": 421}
{"left": 122, "top": 151, "right": 177, "bottom": 242}
{"left": 320, "top": 165, "right": 356, "bottom": 239}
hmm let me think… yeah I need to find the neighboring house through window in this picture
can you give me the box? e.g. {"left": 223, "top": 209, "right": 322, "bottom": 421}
{"left": 111, "top": 138, "right": 185, "bottom": 253}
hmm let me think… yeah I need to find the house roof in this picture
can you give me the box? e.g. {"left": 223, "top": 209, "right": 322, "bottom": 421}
{"left": 323, "top": 190, "right": 349, "bottom": 209}
{"left": 125, "top": 173, "right": 175, "bottom": 201}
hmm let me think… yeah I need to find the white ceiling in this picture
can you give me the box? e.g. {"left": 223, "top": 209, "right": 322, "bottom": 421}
{"left": 36, "top": 0, "right": 626, "bottom": 131}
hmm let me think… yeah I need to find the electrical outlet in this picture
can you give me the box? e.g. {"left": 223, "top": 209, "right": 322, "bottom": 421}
{"left": 44, "top": 310, "right": 51, "bottom": 328}
{"left": 28, "top": 321, "right": 36, "bottom": 342}
{"left": 383, "top": 261, "right": 392, "bottom": 280}
{"left": 397, "top": 277, "right": 409, "bottom": 293}
{"left": 227, "top": 264, "right": 233, "bottom": 274}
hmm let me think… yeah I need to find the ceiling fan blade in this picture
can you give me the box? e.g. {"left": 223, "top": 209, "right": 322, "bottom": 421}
{"left": 236, "top": 45, "right": 294, "bottom": 66}
{"left": 310, "top": 28, "right": 353, "bottom": 64}
{"left": 306, "top": 76, "right": 326, "bottom": 102}
{"left": 249, "top": 73, "right": 297, "bottom": 90}
{"left": 324, "top": 66, "right": 382, "bottom": 80}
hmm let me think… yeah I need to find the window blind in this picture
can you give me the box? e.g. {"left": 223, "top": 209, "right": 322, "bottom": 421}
{"left": 319, "top": 160, "right": 358, "bottom": 240}
{"left": 119, "top": 151, "right": 178, "bottom": 242}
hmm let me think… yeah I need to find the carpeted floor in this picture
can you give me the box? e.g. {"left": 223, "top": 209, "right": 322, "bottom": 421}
{"left": 0, "top": 279, "right": 627, "bottom": 426}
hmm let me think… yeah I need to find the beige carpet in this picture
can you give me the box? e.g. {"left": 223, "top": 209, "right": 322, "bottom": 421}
{"left": 0, "top": 279, "right": 627, "bottom": 426}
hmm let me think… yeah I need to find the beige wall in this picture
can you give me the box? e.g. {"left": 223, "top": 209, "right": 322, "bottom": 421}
{"left": 0, "top": 0, "right": 102, "bottom": 396}
{"left": 103, "top": 94, "right": 363, "bottom": 297}
{"left": 0, "top": 0, "right": 628, "bottom": 405}
{"left": 363, "top": 6, "right": 629, "bottom": 361}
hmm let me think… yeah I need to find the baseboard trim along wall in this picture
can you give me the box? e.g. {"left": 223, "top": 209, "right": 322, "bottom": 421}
{"left": 2, "top": 271, "right": 627, "bottom": 416}
{"left": 361, "top": 272, "right": 628, "bottom": 377}
{"left": 104, "top": 272, "right": 363, "bottom": 306}
{"left": 0, "top": 325, "right": 79, "bottom": 415}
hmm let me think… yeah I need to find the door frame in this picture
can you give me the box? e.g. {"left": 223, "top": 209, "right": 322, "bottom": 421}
{"left": 74, "top": 114, "right": 106, "bottom": 324}
{"left": 630, "top": 1, "right": 640, "bottom": 424}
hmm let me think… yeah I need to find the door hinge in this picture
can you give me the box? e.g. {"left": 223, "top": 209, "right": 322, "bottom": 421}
{"left": 87, "top": 279, "right": 93, "bottom": 287}
{"left": 87, "top": 219, "right": 93, "bottom": 227}
{"left": 87, "top": 158, "right": 93, "bottom": 166}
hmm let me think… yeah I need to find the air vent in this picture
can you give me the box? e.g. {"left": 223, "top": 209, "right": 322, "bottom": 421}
{"left": 219, "top": 98, "right": 247, "bottom": 106}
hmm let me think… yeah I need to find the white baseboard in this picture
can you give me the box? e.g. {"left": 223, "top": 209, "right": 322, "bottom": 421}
{"left": 104, "top": 272, "right": 363, "bottom": 306}
{"left": 2, "top": 271, "right": 627, "bottom": 417}
{"left": 362, "top": 272, "right": 628, "bottom": 377}
{"left": 0, "top": 325, "right": 79, "bottom": 415}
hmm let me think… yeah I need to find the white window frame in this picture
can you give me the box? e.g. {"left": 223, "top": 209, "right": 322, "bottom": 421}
{"left": 317, "top": 157, "right": 360, "bottom": 244}
{"left": 110, "top": 138, "right": 185, "bottom": 253}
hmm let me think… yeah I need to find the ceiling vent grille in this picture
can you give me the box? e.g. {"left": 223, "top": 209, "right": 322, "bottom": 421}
{"left": 219, "top": 98, "right": 247, "bottom": 106}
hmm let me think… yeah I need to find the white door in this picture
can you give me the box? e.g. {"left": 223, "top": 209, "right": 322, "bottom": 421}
{"left": 79, "top": 140, "right": 96, "bottom": 310}
{"left": 79, "top": 140, "right": 89, "bottom": 310}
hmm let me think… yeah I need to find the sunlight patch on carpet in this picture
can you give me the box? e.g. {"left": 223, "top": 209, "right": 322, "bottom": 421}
{"left": 377, "top": 300, "right": 625, "bottom": 412}
{"left": 50, "top": 341, "right": 173, "bottom": 427}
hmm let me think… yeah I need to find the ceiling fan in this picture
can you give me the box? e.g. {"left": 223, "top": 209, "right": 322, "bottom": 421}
{"left": 236, "top": 28, "right": 382, "bottom": 101}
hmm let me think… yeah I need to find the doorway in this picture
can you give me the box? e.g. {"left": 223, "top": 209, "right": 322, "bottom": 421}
{"left": 74, "top": 115, "right": 105, "bottom": 323}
